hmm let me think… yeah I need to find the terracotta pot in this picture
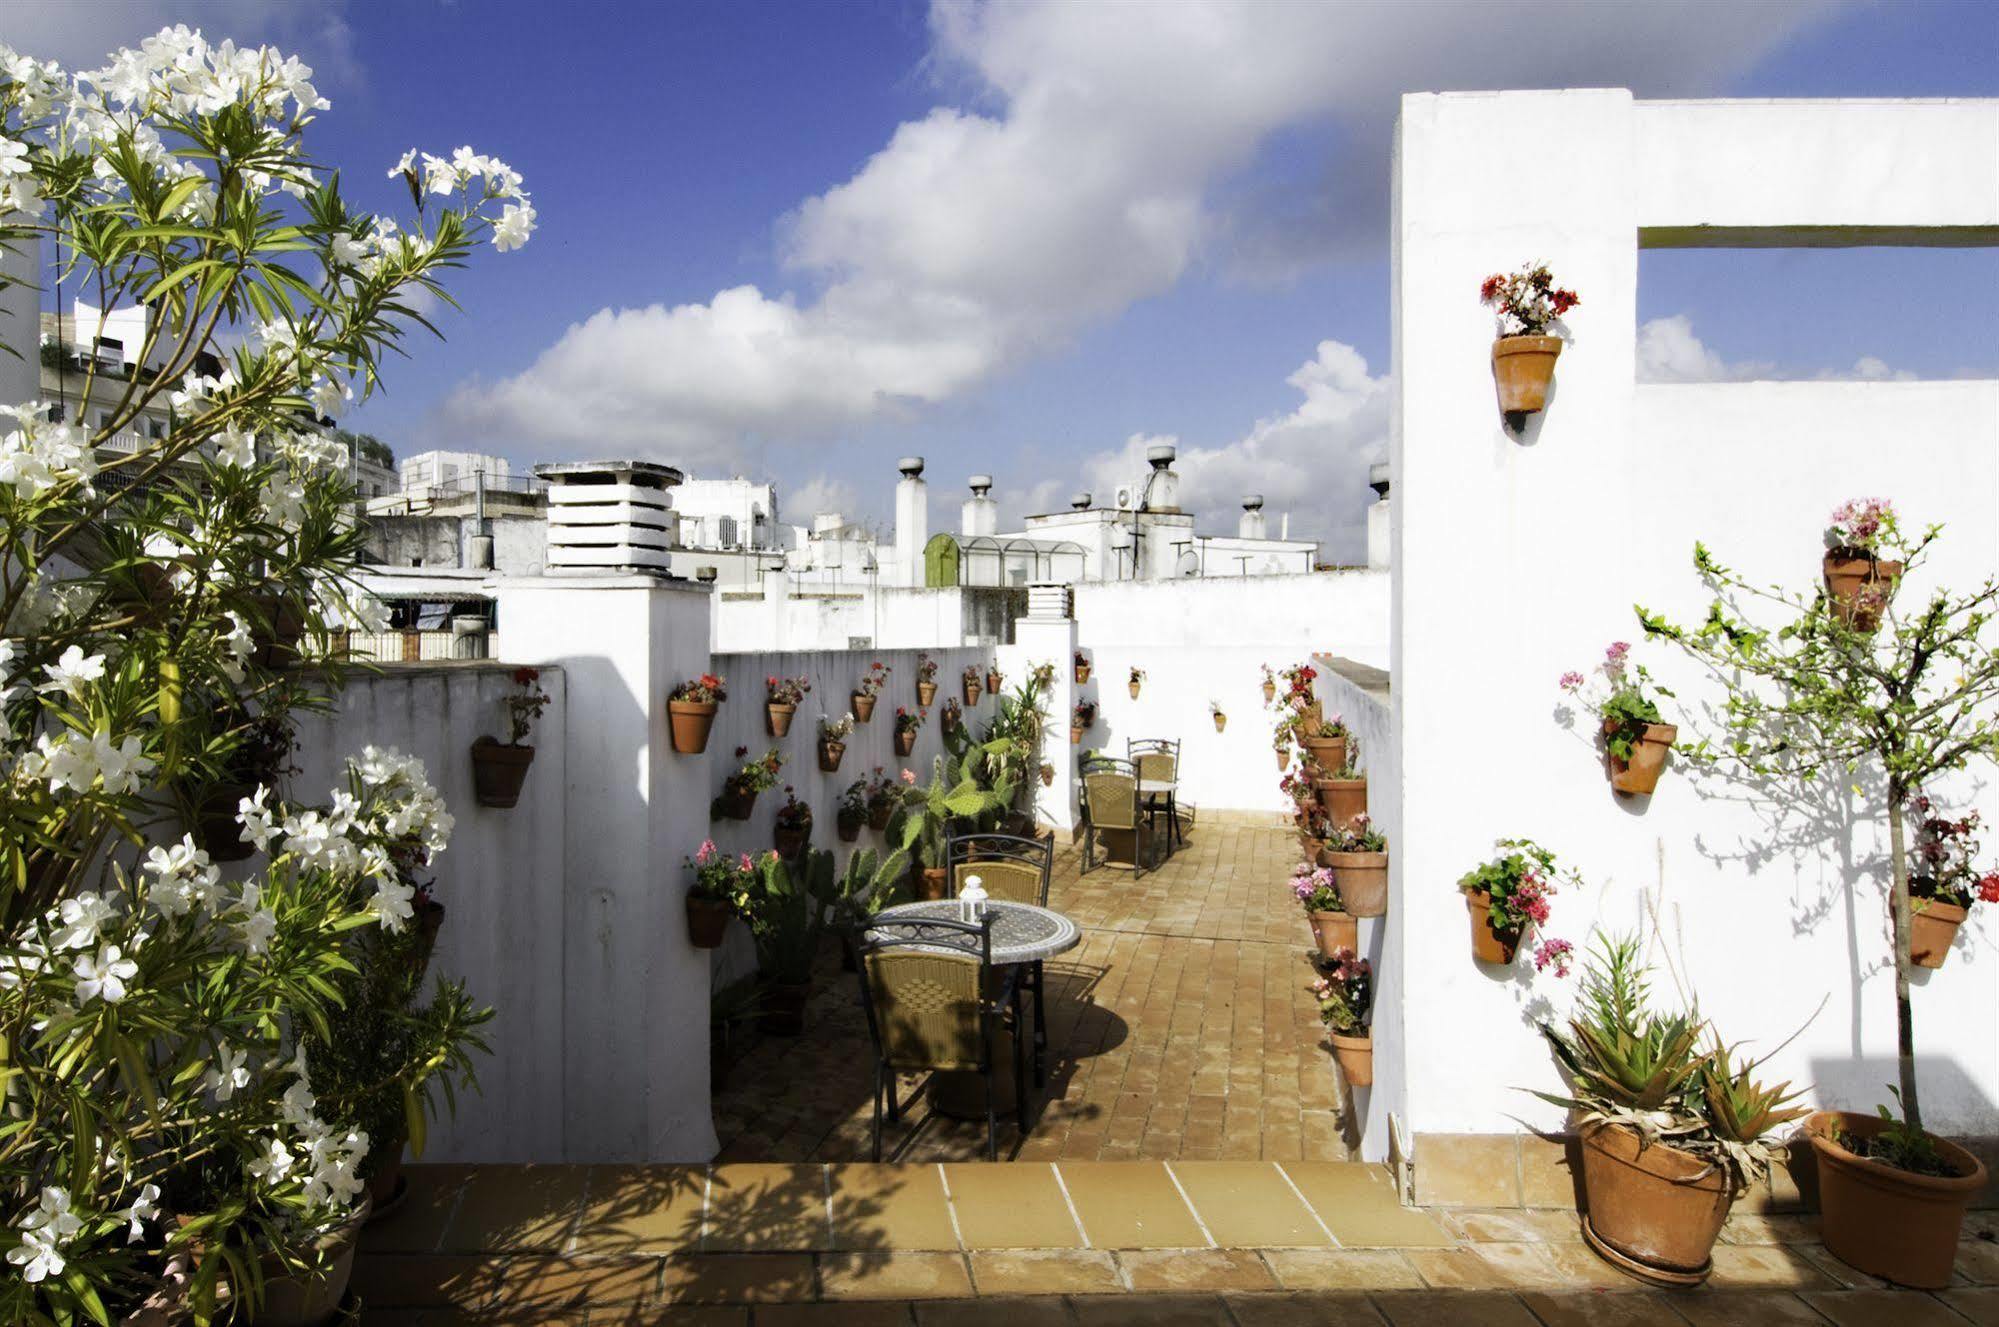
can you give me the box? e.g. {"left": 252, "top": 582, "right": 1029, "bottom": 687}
{"left": 1129, "top": 680, "right": 1142, "bottom": 699}
{"left": 1310, "top": 908, "right": 1357, "bottom": 959}
{"left": 1277, "top": 748, "right": 1291, "bottom": 772}
{"left": 1301, "top": 735, "right": 1347, "bottom": 774}
{"left": 365, "top": 1137, "right": 407, "bottom": 1220}
{"left": 1911, "top": 899, "right": 1968, "bottom": 969}
{"left": 1823, "top": 553, "right": 1903, "bottom": 633}
{"left": 716, "top": 782, "right": 758, "bottom": 821}
{"left": 1492, "top": 334, "right": 1563, "bottom": 415}
{"left": 837, "top": 811, "right": 863, "bottom": 843}
{"left": 918, "top": 867, "right": 949, "bottom": 900}
{"left": 1578, "top": 1122, "right": 1730, "bottom": 1285}
{"left": 255, "top": 1198, "right": 369, "bottom": 1327}
{"left": 1213, "top": 714, "right": 1226, "bottom": 732}
{"left": 868, "top": 801, "right": 895, "bottom": 833}
{"left": 687, "top": 895, "right": 730, "bottom": 949}
{"left": 766, "top": 702, "right": 796, "bottom": 738}
{"left": 774, "top": 825, "right": 809, "bottom": 859}
{"left": 1330, "top": 1032, "right": 1373, "bottom": 1087}
{"left": 917, "top": 680, "right": 938, "bottom": 706}
{"left": 668, "top": 700, "right": 718, "bottom": 754}
{"left": 759, "top": 981, "right": 811, "bottom": 1036}
{"left": 194, "top": 778, "right": 258, "bottom": 861}
{"left": 987, "top": 670, "right": 1002, "bottom": 694}
{"left": 1315, "top": 776, "right": 1367, "bottom": 828}
{"left": 1301, "top": 698, "right": 1322, "bottom": 728}
{"left": 1262, "top": 681, "right": 1277, "bottom": 704}
{"left": 1070, "top": 725, "right": 1084, "bottom": 745}
{"left": 1326, "top": 851, "right": 1387, "bottom": 918}
{"left": 818, "top": 739, "right": 846, "bottom": 773}
{"left": 852, "top": 693, "right": 877, "bottom": 723}
{"left": 1607, "top": 721, "right": 1677, "bottom": 796}
{"left": 963, "top": 677, "right": 983, "bottom": 705}
{"left": 893, "top": 728, "right": 917, "bottom": 756}
{"left": 470, "top": 737, "right": 535, "bottom": 808}
{"left": 1075, "top": 663, "right": 1091, "bottom": 684}
{"left": 1809, "top": 1109, "right": 1987, "bottom": 1290}
{"left": 1465, "top": 889, "right": 1525, "bottom": 964}
{"left": 1040, "top": 764, "right": 1055, "bottom": 787}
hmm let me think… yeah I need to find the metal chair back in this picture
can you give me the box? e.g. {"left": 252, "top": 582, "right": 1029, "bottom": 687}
{"left": 1129, "top": 738, "right": 1179, "bottom": 786}
{"left": 856, "top": 916, "right": 995, "bottom": 1074}
{"left": 1081, "top": 768, "right": 1139, "bottom": 833}
{"left": 946, "top": 832, "right": 1053, "bottom": 907}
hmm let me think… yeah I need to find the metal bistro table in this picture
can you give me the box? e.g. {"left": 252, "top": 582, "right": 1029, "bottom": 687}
{"left": 1139, "top": 777, "right": 1180, "bottom": 859}
{"left": 867, "top": 899, "right": 1080, "bottom": 1123}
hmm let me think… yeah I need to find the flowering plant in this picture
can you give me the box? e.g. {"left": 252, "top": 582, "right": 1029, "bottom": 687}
{"left": 940, "top": 698, "right": 964, "bottom": 732}
{"left": 865, "top": 767, "right": 901, "bottom": 819}
{"left": 1825, "top": 497, "right": 1899, "bottom": 557}
{"left": 894, "top": 706, "right": 926, "bottom": 734}
{"left": 1311, "top": 949, "right": 1372, "bottom": 1035}
{"left": 671, "top": 673, "right": 728, "bottom": 704}
{"left": 773, "top": 786, "right": 813, "bottom": 834}
{"left": 1279, "top": 662, "right": 1317, "bottom": 706}
{"left": 1291, "top": 862, "right": 1343, "bottom": 913}
{"left": 915, "top": 653, "right": 938, "bottom": 683}
{"left": 766, "top": 674, "right": 810, "bottom": 707}
{"left": 1559, "top": 640, "right": 1671, "bottom": 763}
{"left": 1209, "top": 700, "right": 1224, "bottom": 718}
{"left": 1909, "top": 795, "right": 1999, "bottom": 909}
{"left": 1458, "top": 838, "right": 1573, "bottom": 940}
{"left": 1261, "top": 663, "right": 1278, "bottom": 697}
{"left": 1479, "top": 262, "right": 1579, "bottom": 337}
{"left": 987, "top": 665, "right": 1003, "bottom": 688}
{"left": 1325, "top": 813, "right": 1387, "bottom": 854}
{"left": 1304, "top": 712, "right": 1350, "bottom": 741}
{"left": 1073, "top": 700, "right": 1096, "bottom": 726}
{"left": 820, "top": 712, "right": 855, "bottom": 742}
{"left": 503, "top": 666, "right": 551, "bottom": 745}
{"left": 686, "top": 838, "right": 757, "bottom": 906}
{"left": 1130, "top": 667, "right": 1146, "bottom": 685}
{"left": 1074, "top": 651, "right": 1089, "bottom": 668}
{"left": 855, "top": 661, "right": 891, "bottom": 699}
{"left": 1029, "top": 662, "right": 1056, "bottom": 688}
{"left": 838, "top": 780, "right": 869, "bottom": 819}
{"left": 962, "top": 662, "right": 983, "bottom": 684}
{"left": 728, "top": 746, "right": 785, "bottom": 795}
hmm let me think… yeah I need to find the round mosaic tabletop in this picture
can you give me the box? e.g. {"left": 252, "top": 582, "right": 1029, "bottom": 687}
{"left": 868, "top": 900, "right": 1080, "bottom": 965}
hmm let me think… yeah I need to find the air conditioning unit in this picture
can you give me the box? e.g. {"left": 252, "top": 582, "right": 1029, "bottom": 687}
{"left": 1114, "top": 486, "right": 1137, "bottom": 511}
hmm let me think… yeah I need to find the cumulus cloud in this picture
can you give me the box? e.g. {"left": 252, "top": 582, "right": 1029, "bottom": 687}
{"left": 783, "top": 475, "right": 863, "bottom": 529}
{"left": 1637, "top": 315, "right": 1911, "bottom": 384}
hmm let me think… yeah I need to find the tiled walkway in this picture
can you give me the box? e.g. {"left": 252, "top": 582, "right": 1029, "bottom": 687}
{"left": 711, "top": 818, "right": 1352, "bottom": 1163}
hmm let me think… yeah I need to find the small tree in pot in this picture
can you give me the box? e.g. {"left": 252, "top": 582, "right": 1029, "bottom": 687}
{"left": 737, "top": 849, "right": 838, "bottom": 1035}
{"left": 472, "top": 666, "right": 550, "bottom": 808}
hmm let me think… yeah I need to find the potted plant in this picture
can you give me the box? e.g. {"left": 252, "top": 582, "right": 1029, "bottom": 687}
{"left": 1293, "top": 861, "right": 1354, "bottom": 957}
{"left": 1822, "top": 497, "right": 1903, "bottom": 634}
{"left": 828, "top": 843, "right": 911, "bottom": 971}
{"left": 892, "top": 705, "right": 926, "bottom": 757}
{"left": 191, "top": 710, "right": 296, "bottom": 859}
{"left": 685, "top": 839, "right": 753, "bottom": 948}
{"left": 1642, "top": 516, "right": 1999, "bottom": 1286}
{"left": 1559, "top": 642, "right": 1677, "bottom": 795}
{"left": 1071, "top": 699, "right": 1095, "bottom": 745}
{"left": 1480, "top": 261, "right": 1578, "bottom": 418}
{"left": 471, "top": 666, "right": 550, "bottom": 808}
{"left": 1313, "top": 947, "right": 1373, "bottom": 1086}
{"left": 1535, "top": 936, "right": 1807, "bottom": 1287}
{"left": 737, "top": 850, "right": 839, "bottom": 1035}
{"left": 1314, "top": 740, "right": 1367, "bottom": 828}
{"left": 818, "top": 712, "right": 854, "bottom": 771}
{"left": 1030, "top": 661, "right": 1057, "bottom": 690}
{"left": 773, "top": 786, "right": 813, "bottom": 858}
{"left": 940, "top": 697, "right": 965, "bottom": 739}
{"left": 1323, "top": 815, "right": 1389, "bottom": 918}
{"left": 1905, "top": 794, "right": 1999, "bottom": 968}
{"left": 1299, "top": 712, "right": 1349, "bottom": 774}
{"left": 962, "top": 662, "right": 984, "bottom": 705}
{"left": 1281, "top": 661, "right": 1322, "bottom": 727}
{"left": 836, "top": 779, "right": 868, "bottom": 842}
{"left": 1040, "top": 762, "right": 1056, "bottom": 787}
{"left": 915, "top": 652, "right": 939, "bottom": 706}
{"left": 1458, "top": 838, "right": 1571, "bottom": 966}
{"left": 714, "top": 746, "right": 783, "bottom": 821}
{"left": 852, "top": 660, "right": 890, "bottom": 722}
{"left": 893, "top": 755, "right": 1012, "bottom": 900}
{"left": 1070, "top": 650, "right": 1090, "bottom": 684}
{"left": 1210, "top": 700, "right": 1226, "bottom": 732}
{"left": 668, "top": 673, "right": 727, "bottom": 754}
{"left": 1129, "top": 666, "right": 1146, "bottom": 700}
{"left": 986, "top": 664, "right": 1003, "bottom": 695}
{"left": 766, "top": 673, "right": 810, "bottom": 738}
{"left": 865, "top": 767, "right": 900, "bottom": 832}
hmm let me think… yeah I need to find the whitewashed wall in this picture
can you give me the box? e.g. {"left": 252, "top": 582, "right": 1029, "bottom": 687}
{"left": 291, "top": 663, "right": 569, "bottom": 1164}
{"left": 1392, "top": 91, "right": 1999, "bottom": 1149}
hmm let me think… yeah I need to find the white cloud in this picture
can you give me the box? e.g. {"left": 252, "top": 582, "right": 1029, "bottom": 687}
{"left": 783, "top": 475, "right": 862, "bottom": 527}
{"left": 7, "top": 0, "right": 359, "bottom": 87}
{"left": 1638, "top": 315, "right": 1912, "bottom": 384}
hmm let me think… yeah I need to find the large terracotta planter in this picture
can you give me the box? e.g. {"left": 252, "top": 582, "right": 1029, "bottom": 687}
{"left": 1330, "top": 1032, "right": 1373, "bottom": 1087}
{"left": 1315, "top": 776, "right": 1367, "bottom": 828}
{"left": 964, "top": 677, "right": 983, "bottom": 705}
{"left": 893, "top": 728, "right": 917, "bottom": 757}
{"left": 668, "top": 700, "right": 718, "bottom": 754}
{"left": 837, "top": 811, "right": 863, "bottom": 843}
{"left": 1911, "top": 899, "right": 1968, "bottom": 969}
{"left": 470, "top": 737, "right": 534, "bottom": 808}
{"left": 1492, "top": 334, "right": 1562, "bottom": 415}
{"left": 1809, "top": 1110, "right": 1988, "bottom": 1290}
{"left": 365, "top": 1137, "right": 408, "bottom": 1221}
{"left": 1578, "top": 1122, "right": 1730, "bottom": 1286}
{"left": 1301, "top": 734, "right": 1347, "bottom": 774}
{"left": 1310, "top": 908, "right": 1356, "bottom": 958}
{"left": 818, "top": 739, "right": 846, "bottom": 772}
{"left": 1465, "top": 889, "right": 1525, "bottom": 964}
{"left": 1326, "top": 851, "right": 1387, "bottom": 917}
{"left": 918, "top": 867, "right": 949, "bottom": 901}
{"left": 715, "top": 782, "right": 758, "bottom": 821}
{"left": 917, "top": 680, "right": 938, "bottom": 707}
{"left": 687, "top": 895, "right": 730, "bottom": 949}
{"left": 852, "top": 694, "right": 877, "bottom": 723}
{"left": 1823, "top": 553, "right": 1903, "bottom": 634}
{"left": 255, "top": 1199, "right": 369, "bottom": 1327}
{"left": 1607, "top": 721, "right": 1677, "bottom": 795}
{"left": 766, "top": 703, "right": 796, "bottom": 738}
{"left": 760, "top": 981, "right": 811, "bottom": 1036}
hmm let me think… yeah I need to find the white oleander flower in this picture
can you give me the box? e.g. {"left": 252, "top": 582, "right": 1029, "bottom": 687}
{"left": 116, "top": 1184, "right": 160, "bottom": 1244}
{"left": 8, "top": 1187, "right": 81, "bottom": 1283}
{"left": 49, "top": 890, "right": 117, "bottom": 951}
{"left": 205, "top": 1042, "right": 251, "bottom": 1102}
{"left": 237, "top": 785, "right": 280, "bottom": 853}
{"left": 38, "top": 645, "right": 107, "bottom": 701}
{"left": 492, "top": 201, "right": 536, "bottom": 252}
{"left": 73, "top": 944, "right": 137, "bottom": 1004}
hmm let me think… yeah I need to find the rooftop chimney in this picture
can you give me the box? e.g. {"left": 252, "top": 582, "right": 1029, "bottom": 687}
{"left": 1238, "top": 493, "right": 1267, "bottom": 541}
{"left": 1143, "top": 444, "right": 1181, "bottom": 513}
{"left": 1070, "top": 492, "right": 1093, "bottom": 511}
{"left": 893, "top": 456, "right": 927, "bottom": 585}
{"left": 961, "top": 473, "right": 998, "bottom": 538}
{"left": 535, "top": 459, "right": 683, "bottom": 575}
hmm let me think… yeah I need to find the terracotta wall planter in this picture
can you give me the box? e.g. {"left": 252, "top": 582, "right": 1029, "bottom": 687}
{"left": 1809, "top": 1110, "right": 1988, "bottom": 1290}
{"left": 1070, "top": 725, "right": 1083, "bottom": 744}
{"left": 1326, "top": 851, "right": 1387, "bottom": 917}
{"left": 917, "top": 680, "right": 938, "bottom": 706}
{"left": 1129, "top": 680, "right": 1142, "bottom": 700}
{"left": 893, "top": 729, "right": 917, "bottom": 757}
{"left": 1315, "top": 776, "right": 1367, "bottom": 828}
{"left": 1310, "top": 909, "right": 1356, "bottom": 959}
{"left": 1823, "top": 553, "right": 1903, "bottom": 633}
{"left": 1276, "top": 748, "right": 1291, "bottom": 772}
{"left": 774, "top": 825, "right": 809, "bottom": 859}
{"left": 1040, "top": 764, "right": 1055, "bottom": 787}
{"left": 1578, "top": 1122, "right": 1731, "bottom": 1286}
{"left": 470, "top": 738, "right": 535, "bottom": 808}
{"left": 687, "top": 896, "right": 730, "bottom": 949}
{"left": 964, "top": 678, "right": 983, "bottom": 705}
{"left": 1212, "top": 714, "right": 1227, "bottom": 733}
{"left": 852, "top": 694, "right": 877, "bottom": 723}
{"left": 1910, "top": 900, "right": 1967, "bottom": 968}
{"left": 668, "top": 700, "right": 718, "bottom": 754}
{"left": 1465, "top": 889, "right": 1524, "bottom": 964}
{"left": 1607, "top": 722, "right": 1677, "bottom": 795}
{"left": 760, "top": 981, "right": 811, "bottom": 1036}
{"left": 1262, "top": 681, "right": 1277, "bottom": 704}
{"left": 868, "top": 802, "right": 895, "bottom": 833}
{"left": 986, "top": 670, "right": 1002, "bottom": 694}
{"left": 818, "top": 739, "right": 846, "bottom": 772}
{"left": 715, "top": 783, "right": 758, "bottom": 821}
{"left": 837, "top": 811, "right": 863, "bottom": 843}
{"left": 1330, "top": 1032, "right": 1373, "bottom": 1087}
{"left": 1075, "top": 663, "right": 1091, "bottom": 684}
{"left": 1301, "top": 734, "right": 1347, "bottom": 774}
{"left": 766, "top": 703, "right": 796, "bottom": 738}
{"left": 1492, "top": 334, "right": 1562, "bottom": 415}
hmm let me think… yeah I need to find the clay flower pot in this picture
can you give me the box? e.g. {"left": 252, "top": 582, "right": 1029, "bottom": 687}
{"left": 1301, "top": 734, "right": 1347, "bottom": 774}
{"left": 1607, "top": 721, "right": 1677, "bottom": 796}
{"left": 1040, "top": 764, "right": 1056, "bottom": 787}
{"left": 470, "top": 737, "right": 535, "bottom": 808}
{"left": 1465, "top": 889, "right": 1525, "bottom": 964}
{"left": 1070, "top": 724, "right": 1084, "bottom": 745}
{"left": 893, "top": 728, "right": 917, "bottom": 757}
{"left": 1326, "top": 851, "right": 1387, "bottom": 917}
{"left": 987, "top": 670, "right": 1002, "bottom": 694}
{"left": 1823, "top": 553, "right": 1903, "bottom": 633}
{"left": 760, "top": 981, "right": 811, "bottom": 1036}
{"left": 766, "top": 702, "right": 796, "bottom": 738}
{"left": 687, "top": 895, "right": 730, "bottom": 949}
{"left": 1809, "top": 1110, "right": 1988, "bottom": 1290}
{"left": 1315, "top": 776, "right": 1367, "bottom": 829}
{"left": 774, "top": 824, "right": 809, "bottom": 859}
{"left": 668, "top": 700, "right": 718, "bottom": 754}
{"left": 1129, "top": 680, "right": 1142, "bottom": 700}
{"left": 1212, "top": 713, "right": 1227, "bottom": 733}
{"left": 919, "top": 867, "right": 949, "bottom": 901}
{"left": 1310, "top": 908, "right": 1356, "bottom": 959}
{"left": 1075, "top": 662, "right": 1092, "bottom": 685}
{"left": 1492, "top": 334, "right": 1563, "bottom": 415}
{"left": 964, "top": 677, "right": 983, "bottom": 705}
{"left": 1262, "top": 681, "right": 1277, "bottom": 704}
{"left": 917, "top": 680, "right": 938, "bottom": 706}
{"left": 868, "top": 801, "right": 895, "bottom": 833}
{"left": 715, "top": 782, "right": 758, "bottom": 821}
{"left": 852, "top": 694, "right": 877, "bottom": 723}
{"left": 1578, "top": 1122, "right": 1731, "bottom": 1286}
{"left": 837, "top": 811, "right": 864, "bottom": 843}
{"left": 1910, "top": 899, "right": 1968, "bottom": 968}
{"left": 255, "top": 1199, "right": 370, "bottom": 1327}
{"left": 1276, "top": 748, "right": 1291, "bottom": 772}
{"left": 818, "top": 739, "right": 846, "bottom": 772}
{"left": 1330, "top": 1032, "right": 1373, "bottom": 1087}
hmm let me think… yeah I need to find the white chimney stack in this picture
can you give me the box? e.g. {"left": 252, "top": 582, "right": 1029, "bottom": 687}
{"left": 1143, "top": 444, "right": 1180, "bottom": 514}
{"left": 893, "top": 456, "right": 927, "bottom": 586}
{"left": 961, "top": 474, "right": 998, "bottom": 537}
{"left": 1238, "top": 493, "right": 1267, "bottom": 540}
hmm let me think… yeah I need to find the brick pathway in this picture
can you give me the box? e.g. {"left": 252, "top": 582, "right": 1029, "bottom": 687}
{"left": 710, "top": 819, "right": 1352, "bottom": 1164}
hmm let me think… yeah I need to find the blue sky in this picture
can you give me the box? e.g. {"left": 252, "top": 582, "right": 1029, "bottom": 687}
{"left": 20, "top": 0, "right": 1999, "bottom": 555}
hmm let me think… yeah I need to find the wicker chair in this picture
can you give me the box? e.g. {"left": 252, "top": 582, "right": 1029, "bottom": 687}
{"left": 1128, "top": 738, "right": 1183, "bottom": 852}
{"left": 1079, "top": 755, "right": 1147, "bottom": 879}
{"left": 854, "top": 915, "right": 1025, "bottom": 1161}
{"left": 947, "top": 833, "right": 1055, "bottom": 1085}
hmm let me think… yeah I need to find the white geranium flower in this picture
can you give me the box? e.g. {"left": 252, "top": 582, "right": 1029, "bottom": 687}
{"left": 73, "top": 943, "right": 137, "bottom": 1004}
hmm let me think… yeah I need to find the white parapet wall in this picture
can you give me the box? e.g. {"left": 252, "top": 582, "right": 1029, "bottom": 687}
{"left": 1391, "top": 89, "right": 1999, "bottom": 1180}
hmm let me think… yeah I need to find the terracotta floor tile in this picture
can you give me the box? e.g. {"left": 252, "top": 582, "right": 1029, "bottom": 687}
{"left": 569, "top": 1166, "right": 710, "bottom": 1256}
{"left": 1722, "top": 1214, "right": 1825, "bottom": 1245}
{"left": 701, "top": 1165, "right": 829, "bottom": 1252}
{"left": 1261, "top": 1247, "right": 1425, "bottom": 1291}
{"left": 361, "top": 1164, "right": 479, "bottom": 1254}
{"left": 1055, "top": 1161, "right": 1208, "bottom": 1248}
{"left": 1282, "top": 1163, "right": 1454, "bottom": 1248}
{"left": 1167, "top": 1162, "right": 1330, "bottom": 1248}
{"left": 1516, "top": 1290, "right": 1690, "bottom": 1326}
{"left": 941, "top": 1164, "right": 1084, "bottom": 1248}
{"left": 485, "top": 1255, "right": 659, "bottom": 1309}
{"left": 1223, "top": 1292, "right": 1390, "bottom": 1325}
{"left": 1669, "top": 1290, "right": 1831, "bottom": 1325}
{"left": 1709, "top": 1243, "right": 1844, "bottom": 1291}
{"left": 1367, "top": 1290, "right": 1543, "bottom": 1326}
{"left": 1800, "top": 1289, "right": 1978, "bottom": 1326}
{"left": 1117, "top": 1247, "right": 1279, "bottom": 1292}
{"left": 827, "top": 1164, "right": 959, "bottom": 1251}
{"left": 753, "top": 1304, "right": 913, "bottom": 1327}
{"left": 349, "top": 1253, "right": 503, "bottom": 1310}
{"left": 1960, "top": 1239, "right": 1999, "bottom": 1285}
{"left": 1068, "top": 1292, "right": 1238, "bottom": 1325}
{"left": 1444, "top": 1209, "right": 1583, "bottom": 1245}
{"left": 655, "top": 1253, "right": 817, "bottom": 1303}
{"left": 913, "top": 1297, "right": 1076, "bottom": 1325}
{"left": 1938, "top": 1286, "right": 1999, "bottom": 1325}
{"left": 818, "top": 1251, "right": 974, "bottom": 1300}
{"left": 968, "top": 1248, "right": 1124, "bottom": 1295}
{"left": 438, "top": 1165, "right": 592, "bottom": 1253}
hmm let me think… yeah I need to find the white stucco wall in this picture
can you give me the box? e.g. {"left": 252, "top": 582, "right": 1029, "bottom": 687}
{"left": 0, "top": 232, "right": 37, "bottom": 408}
{"left": 1392, "top": 91, "right": 1999, "bottom": 1145}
